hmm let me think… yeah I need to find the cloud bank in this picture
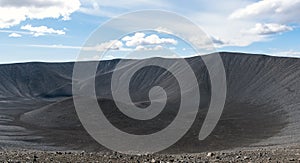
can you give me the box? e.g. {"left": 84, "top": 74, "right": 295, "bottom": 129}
{"left": 21, "top": 24, "right": 65, "bottom": 37}
{"left": 248, "top": 23, "right": 293, "bottom": 35}
{"left": 0, "top": 0, "right": 81, "bottom": 28}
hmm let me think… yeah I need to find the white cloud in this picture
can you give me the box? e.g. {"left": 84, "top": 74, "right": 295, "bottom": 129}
{"left": 79, "top": 0, "right": 170, "bottom": 17}
{"left": 8, "top": 33, "right": 22, "bottom": 38}
{"left": 81, "top": 32, "right": 177, "bottom": 52}
{"left": 271, "top": 50, "right": 300, "bottom": 58}
{"left": 135, "top": 45, "right": 146, "bottom": 51}
{"left": 21, "top": 24, "right": 65, "bottom": 37}
{"left": 80, "top": 0, "right": 292, "bottom": 48}
{"left": 154, "top": 27, "right": 174, "bottom": 34}
{"left": 186, "top": 11, "right": 262, "bottom": 47}
{"left": 122, "top": 32, "right": 145, "bottom": 46}
{"left": 102, "top": 55, "right": 115, "bottom": 60}
{"left": 230, "top": 0, "right": 300, "bottom": 24}
{"left": 210, "top": 36, "right": 228, "bottom": 47}
{"left": 0, "top": 29, "right": 30, "bottom": 35}
{"left": 77, "top": 0, "right": 298, "bottom": 52}
{"left": 153, "top": 45, "right": 164, "bottom": 50}
{"left": 82, "top": 40, "right": 124, "bottom": 52}
{"left": 224, "top": 0, "right": 298, "bottom": 47}
{"left": 248, "top": 23, "right": 293, "bottom": 35}
{"left": 25, "top": 41, "right": 125, "bottom": 51}
{"left": 0, "top": 0, "right": 81, "bottom": 28}
{"left": 122, "top": 32, "right": 177, "bottom": 47}
{"left": 26, "top": 44, "right": 81, "bottom": 49}
{"left": 183, "top": 0, "right": 300, "bottom": 48}
{"left": 135, "top": 45, "right": 164, "bottom": 51}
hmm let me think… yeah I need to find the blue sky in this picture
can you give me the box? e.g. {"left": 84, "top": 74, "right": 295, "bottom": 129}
{"left": 0, "top": 0, "right": 300, "bottom": 63}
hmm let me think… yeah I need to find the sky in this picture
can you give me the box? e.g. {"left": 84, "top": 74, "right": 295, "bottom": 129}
{"left": 0, "top": 0, "right": 300, "bottom": 63}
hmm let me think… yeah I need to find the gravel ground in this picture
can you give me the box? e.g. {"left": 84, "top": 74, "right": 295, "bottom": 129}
{"left": 1, "top": 146, "right": 300, "bottom": 162}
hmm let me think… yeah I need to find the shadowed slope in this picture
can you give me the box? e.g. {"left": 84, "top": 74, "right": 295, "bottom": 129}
{"left": 0, "top": 52, "right": 299, "bottom": 153}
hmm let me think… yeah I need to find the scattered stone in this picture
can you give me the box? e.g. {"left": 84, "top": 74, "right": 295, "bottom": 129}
{"left": 211, "top": 159, "right": 220, "bottom": 162}
{"left": 113, "top": 152, "right": 118, "bottom": 156}
{"left": 56, "top": 151, "right": 63, "bottom": 155}
{"left": 207, "top": 152, "right": 214, "bottom": 157}
{"left": 243, "top": 156, "right": 250, "bottom": 160}
{"left": 2, "top": 147, "right": 300, "bottom": 162}
{"left": 289, "top": 158, "right": 295, "bottom": 161}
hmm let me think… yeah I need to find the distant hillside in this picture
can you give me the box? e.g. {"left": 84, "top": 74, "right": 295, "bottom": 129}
{"left": 0, "top": 52, "right": 300, "bottom": 153}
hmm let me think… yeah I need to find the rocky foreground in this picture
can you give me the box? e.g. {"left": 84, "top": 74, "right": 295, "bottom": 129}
{"left": 1, "top": 146, "right": 300, "bottom": 162}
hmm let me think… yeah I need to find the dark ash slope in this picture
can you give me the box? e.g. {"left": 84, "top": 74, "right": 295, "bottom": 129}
{"left": 0, "top": 52, "right": 299, "bottom": 153}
